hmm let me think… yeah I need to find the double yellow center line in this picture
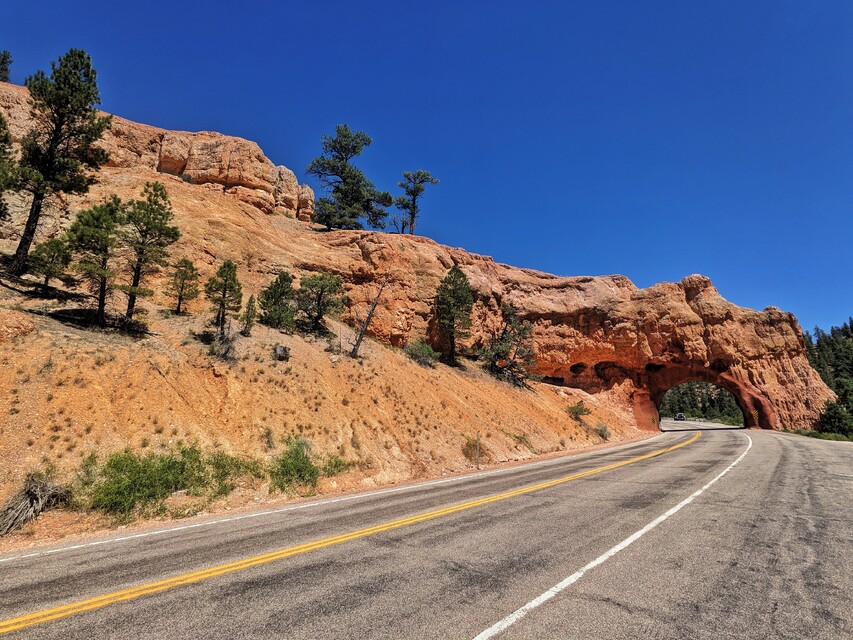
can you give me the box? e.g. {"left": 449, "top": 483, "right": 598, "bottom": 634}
{"left": 0, "top": 431, "right": 700, "bottom": 635}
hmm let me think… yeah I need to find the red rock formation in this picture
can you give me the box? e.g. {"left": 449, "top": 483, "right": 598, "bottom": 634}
{"left": 330, "top": 235, "right": 834, "bottom": 431}
{"left": 0, "top": 82, "right": 314, "bottom": 221}
{"left": 0, "top": 311, "right": 34, "bottom": 343}
{"left": 0, "top": 83, "right": 832, "bottom": 431}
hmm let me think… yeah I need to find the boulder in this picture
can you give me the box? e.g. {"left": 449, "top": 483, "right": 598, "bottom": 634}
{"left": 0, "top": 311, "right": 35, "bottom": 343}
{"left": 297, "top": 184, "right": 315, "bottom": 222}
{"left": 273, "top": 166, "right": 299, "bottom": 216}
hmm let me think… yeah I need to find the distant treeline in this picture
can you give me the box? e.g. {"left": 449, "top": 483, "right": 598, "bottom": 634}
{"left": 805, "top": 319, "right": 853, "bottom": 436}
{"left": 659, "top": 382, "right": 743, "bottom": 426}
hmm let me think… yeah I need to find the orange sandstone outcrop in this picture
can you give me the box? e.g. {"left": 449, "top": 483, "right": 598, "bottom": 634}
{"left": 0, "top": 83, "right": 833, "bottom": 432}
{"left": 0, "top": 311, "right": 34, "bottom": 343}
{"left": 304, "top": 234, "right": 834, "bottom": 431}
{"left": 0, "top": 82, "right": 314, "bottom": 220}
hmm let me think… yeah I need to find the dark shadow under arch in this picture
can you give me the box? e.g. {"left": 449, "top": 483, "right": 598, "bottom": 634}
{"left": 536, "top": 358, "right": 778, "bottom": 432}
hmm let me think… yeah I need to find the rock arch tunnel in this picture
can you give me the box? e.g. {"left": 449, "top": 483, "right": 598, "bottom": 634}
{"left": 499, "top": 275, "right": 835, "bottom": 433}
{"left": 538, "top": 359, "right": 777, "bottom": 432}
{"left": 632, "top": 363, "right": 771, "bottom": 431}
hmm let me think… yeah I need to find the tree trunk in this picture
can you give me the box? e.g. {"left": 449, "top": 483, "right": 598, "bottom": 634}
{"left": 408, "top": 193, "right": 419, "bottom": 236}
{"left": 312, "top": 291, "right": 323, "bottom": 330}
{"left": 10, "top": 191, "right": 45, "bottom": 276}
{"left": 446, "top": 331, "right": 456, "bottom": 365}
{"left": 217, "top": 279, "right": 228, "bottom": 338}
{"left": 96, "top": 256, "right": 108, "bottom": 327}
{"left": 125, "top": 260, "right": 144, "bottom": 320}
{"left": 350, "top": 278, "right": 386, "bottom": 358}
{"left": 176, "top": 289, "right": 184, "bottom": 315}
{"left": 125, "top": 260, "right": 143, "bottom": 320}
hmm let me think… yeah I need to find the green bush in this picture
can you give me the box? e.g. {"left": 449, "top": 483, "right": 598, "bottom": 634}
{"left": 816, "top": 401, "right": 853, "bottom": 438}
{"left": 322, "top": 454, "right": 352, "bottom": 477}
{"left": 787, "top": 429, "right": 852, "bottom": 442}
{"left": 716, "top": 414, "right": 744, "bottom": 427}
{"left": 507, "top": 431, "right": 536, "bottom": 454}
{"left": 594, "top": 421, "right": 611, "bottom": 441}
{"left": 405, "top": 338, "right": 439, "bottom": 367}
{"left": 567, "top": 400, "right": 592, "bottom": 422}
{"left": 81, "top": 446, "right": 261, "bottom": 517}
{"left": 207, "top": 451, "right": 264, "bottom": 497}
{"left": 269, "top": 438, "right": 320, "bottom": 491}
{"left": 87, "top": 450, "right": 188, "bottom": 516}
{"left": 70, "top": 440, "right": 346, "bottom": 519}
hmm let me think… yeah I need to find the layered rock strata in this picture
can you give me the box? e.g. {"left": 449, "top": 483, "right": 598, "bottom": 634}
{"left": 0, "top": 82, "right": 833, "bottom": 431}
{"left": 0, "top": 82, "right": 314, "bottom": 220}
{"left": 325, "top": 234, "right": 834, "bottom": 431}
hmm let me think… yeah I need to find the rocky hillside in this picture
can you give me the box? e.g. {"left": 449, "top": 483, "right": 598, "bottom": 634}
{"left": 0, "top": 81, "right": 834, "bottom": 516}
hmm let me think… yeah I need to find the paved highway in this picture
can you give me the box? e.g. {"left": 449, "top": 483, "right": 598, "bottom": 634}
{"left": 0, "top": 427, "right": 850, "bottom": 639}
{"left": 659, "top": 417, "right": 744, "bottom": 431}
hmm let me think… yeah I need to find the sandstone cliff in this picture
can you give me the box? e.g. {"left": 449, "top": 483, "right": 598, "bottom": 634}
{"left": 0, "top": 82, "right": 314, "bottom": 219}
{"left": 0, "top": 81, "right": 834, "bottom": 434}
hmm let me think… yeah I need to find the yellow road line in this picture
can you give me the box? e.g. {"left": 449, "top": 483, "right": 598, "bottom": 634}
{"left": 0, "top": 431, "right": 701, "bottom": 635}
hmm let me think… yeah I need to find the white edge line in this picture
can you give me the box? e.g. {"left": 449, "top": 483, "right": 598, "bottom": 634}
{"left": 0, "top": 433, "right": 667, "bottom": 565}
{"left": 472, "top": 433, "right": 754, "bottom": 640}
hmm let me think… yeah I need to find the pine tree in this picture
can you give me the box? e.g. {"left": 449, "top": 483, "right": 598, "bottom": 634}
{"left": 393, "top": 170, "right": 439, "bottom": 235}
{"left": 205, "top": 260, "right": 242, "bottom": 338}
{"left": 806, "top": 319, "right": 853, "bottom": 434}
{"left": 259, "top": 271, "right": 296, "bottom": 330}
{"left": 481, "top": 304, "right": 537, "bottom": 386}
{"left": 66, "top": 197, "right": 126, "bottom": 326}
{"left": 659, "top": 381, "right": 742, "bottom": 424}
{"left": 434, "top": 265, "right": 473, "bottom": 365}
{"left": 241, "top": 294, "right": 257, "bottom": 337}
{"left": 28, "top": 238, "right": 71, "bottom": 287}
{"left": 297, "top": 272, "right": 346, "bottom": 332}
{"left": 10, "top": 49, "right": 112, "bottom": 275}
{"left": 165, "top": 258, "right": 200, "bottom": 314}
{"left": 0, "top": 51, "right": 11, "bottom": 83}
{"left": 306, "top": 124, "right": 391, "bottom": 230}
{"left": 119, "top": 182, "right": 180, "bottom": 320}
{"left": 816, "top": 401, "right": 853, "bottom": 437}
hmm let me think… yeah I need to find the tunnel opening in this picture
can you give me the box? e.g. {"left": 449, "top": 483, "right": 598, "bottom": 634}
{"left": 636, "top": 362, "right": 776, "bottom": 432}
{"left": 657, "top": 381, "right": 746, "bottom": 431}
{"left": 536, "top": 358, "right": 778, "bottom": 431}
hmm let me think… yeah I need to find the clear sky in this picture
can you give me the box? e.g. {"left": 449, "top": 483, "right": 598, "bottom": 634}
{"left": 3, "top": 1, "right": 851, "bottom": 331}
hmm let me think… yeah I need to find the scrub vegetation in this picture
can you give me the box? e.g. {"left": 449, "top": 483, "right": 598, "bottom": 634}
{"left": 0, "top": 440, "right": 353, "bottom": 531}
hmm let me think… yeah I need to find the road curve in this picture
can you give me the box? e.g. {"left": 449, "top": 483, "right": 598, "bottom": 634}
{"left": 660, "top": 417, "right": 745, "bottom": 431}
{"left": 0, "top": 429, "right": 850, "bottom": 639}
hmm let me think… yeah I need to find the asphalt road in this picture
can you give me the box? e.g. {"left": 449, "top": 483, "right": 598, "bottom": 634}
{"left": 0, "top": 427, "right": 850, "bottom": 639}
{"left": 659, "top": 418, "right": 744, "bottom": 432}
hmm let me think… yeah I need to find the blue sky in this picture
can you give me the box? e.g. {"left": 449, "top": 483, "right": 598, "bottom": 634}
{"left": 3, "top": 1, "right": 852, "bottom": 331}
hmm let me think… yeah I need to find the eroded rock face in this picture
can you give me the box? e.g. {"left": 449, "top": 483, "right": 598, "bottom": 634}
{"left": 0, "top": 311, "right": 35, "bottom": 343}
{"left": 322, "top": 234, "right": 833, "bottom": 431}
{"left": 297, "top": 184, "right": 315, "bottom": 222}
{"left": 0, "top": 82, "right": 831, "bottom": 432}
{"left": 0, "top": 82, "right": 312, "bottom": 221}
